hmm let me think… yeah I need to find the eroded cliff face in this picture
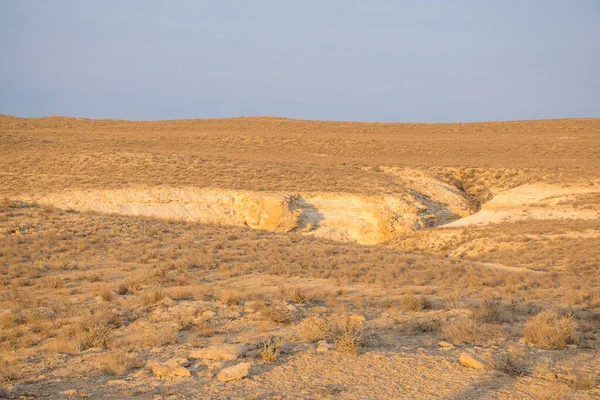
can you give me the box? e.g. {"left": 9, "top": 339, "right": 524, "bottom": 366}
{"left": 31, "top": 176, "right": 475, "bottom": 245}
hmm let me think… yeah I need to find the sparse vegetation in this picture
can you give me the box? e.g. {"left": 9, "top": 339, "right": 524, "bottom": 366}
{"left": 259, "top": 336, "right": 282, "bottom": 362}
{"left": 523, "top": 310, "right": 578, "bottom": 349}
{"left": 0, "top": 116, "right": 598, "bottom": 398}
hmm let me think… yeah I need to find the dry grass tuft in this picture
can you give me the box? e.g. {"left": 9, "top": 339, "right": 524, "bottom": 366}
{"left": 299, "top": 316, "right": 329, "bottom": 343}
{"left": 399, "top": 294, "right": 429, "bottom": 312}
{"left": 262, "top": 303, "right": 292, "bottom": 324}
{"left": 523, "top": 310, "right": 578, "bottom": 349}
{"left": 441, "top": 317, "right": 505, "bottom": 346}
{"left": 494, "top": 346, "right": 528, "bottom": 376}
{"left": 259, "top": 336, "right": 282, "bottom": 362}
{"left": 331, "top": 311, "right": 363, "bottom": 354}
{"left": 473, "top": 297, "right": 502, "bottom": 324}
{"left": 94, "top": 353, "right": 142, "bottom": 375}
{"left": 0, "top": 360, "right": 20, "bottom": 383}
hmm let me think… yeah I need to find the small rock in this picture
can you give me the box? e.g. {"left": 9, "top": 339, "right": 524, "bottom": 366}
{"left": 165, "top": 357, "right": 190, "bottom": 368}
{"left": 438, "top": 341, "right": 454, "bottom": 348}
{"left": 207, "top": 361, "right": 228, "bottom": 371}
{"left": 244, "top": 308, "right": 256, "bottom": 313}
{"left": 189, "top": 344, "right": 246, "bottom": 361}
{"left": 317, "top": 340, "right": 334, "bottom": 352}
{"left": 217, "top": 362, "right": 252, "bottom": 382}
{"left": 285, "top": 304, "right": 297, "bottom": 312}
{"left": 130, "top": 369, "right": 148, "bottom": 379}
{"left": 150, "top": 362, "right": 191, "bottom": 378}
{"left": 202, "top": 310, "right": 216, "bottom": 318}
{"left": 198, "top": 370, "right": 214, "bottom": 379}
{"left": 61, "top": 389, "right": 78, "bottom": 396}
{"left": 566, "top": 344, "right": 577, "bottom": 349}
{"left": 311, "top": 306, "right": 328, "bottom": 314}
{"left": 459, "top": 352, "right": 490, "bottom": 369}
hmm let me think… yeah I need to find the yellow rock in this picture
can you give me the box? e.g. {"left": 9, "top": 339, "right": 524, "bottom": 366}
{"left": 459, "top": 352, "right": 490, "bottom": 369}
{"left": 217, "top": 362, "right": 252, "bottom": 382}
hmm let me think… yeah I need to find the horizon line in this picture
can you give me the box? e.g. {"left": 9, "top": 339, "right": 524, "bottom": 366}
{"left": 1, "top": 113, "right": 599, "bottom": 125}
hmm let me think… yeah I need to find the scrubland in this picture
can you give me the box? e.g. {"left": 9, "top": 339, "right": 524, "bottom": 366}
{"left": 0, "top": 115, "right": 599, "bottom": 399}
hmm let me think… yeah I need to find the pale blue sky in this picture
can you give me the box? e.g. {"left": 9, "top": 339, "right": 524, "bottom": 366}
{"left": 1, "top": 1, "right": 599, "bottom": 122}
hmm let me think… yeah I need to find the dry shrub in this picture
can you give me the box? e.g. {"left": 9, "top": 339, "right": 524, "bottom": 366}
{"left": 331, "top": 312, "right": 363, "bottom": 354}
{"left": 98, "top": 284, "right": 113, "bottom": 302}
{"left": 42, "top": 338, "right": 80, "bottom": 354}
{"left": 170, "top": 286, "right": 195, "bottom": 301}
{"left": 77, "top": 310, "right": 122, "bottom": 350}
{"left": 142, "top": 285, "right": 166, "bottom": 305}
{"left": 534, "top": 358, "right": 597, "bottom": 391}
{"left": 116, "top": 279, "right": 136, "bottom": 295}
{"left": 292, "top": 288, "right": 307, "bottom": 304}
{"left": 523, "top": 310, "right": 577, "bottom": 349}
{"left": 116, "top": 324, "right": 178, "bottom": 350}
{"left": 473, "top": 297, "right": 502, "bottom": 324}
{"left": 441, "top": 317, "right": 505, "bottom": 346}
{"left": 494, "top": 346, "right": 527, "bottom": 376}
{"left": 193, "top": 318, "right": 216, "bottom": 338}
{"left": 86, "top": 272, "right": 102, "bottom": 282}
{"left": 0, "top": 313, "right": 17, "bottom": 330}
{"left": 403, "top": 315, "right": 442, "bottom": 334}
{"left": 262, "top": 303, "right": 292, "bottom": 324}
{"left": 259, "top": 336, "right": 282, "bottom": 362}
{"left": 299, "top": 316, "right": 329, "bottom": 342}
{"left": 94, "top": 353, "right": 141, "bottom": 375}
{"left": 221, "top": 290, "right": 241, "bottom": 306}
{"left": 399, "top": 294, "right": 429, "bottom": 312}
{"left": 27, "top": 313, "right": 54, "bottom": 335}
{"left": 175, "top": 310, "right": 198, "bottom": 331}
{"left": 0, "top": 360, "right": 20, "bottom": 383}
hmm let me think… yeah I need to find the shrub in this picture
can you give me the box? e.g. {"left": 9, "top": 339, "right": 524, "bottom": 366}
{"left": 95, "top": 353, "right": 141, "bottom": 375}
{"left": 98, "top": 285, "right": 113, "bottom": 302}
{"left": 142, "top": 285, "right": 166, "bottom": 305}
{"left": 259, "top": 336, "right": 282, "bottom": 362}
{"left": 523, "top": 310, "right": 577, "bottom": 349}
{"left": 262, "top": 303, "right": 291, "bottom": 324}
{"left": 117, "top": 279, "right": 136, "bottom": 295}
{"left": 441, "top": 317, "right": 505, "bottom": 346}
{"left": 331, "top": 312, "right": 363, "bottom": 354}
{"left": 0, "top": 360, "right": 20, "bottom": 383}
{"left": 399, "top": 294, "right": 429, "bottom": 312}
{"left": 292, "top": 288, "right": 307, "bottom": 304}
{"left": 494, "top": 346, "right": 527, "bottom": 376}
{"left": 474, "top": 297, "right": 502, "bottom": 324}
{"left": 299, "top": 316, "right": 329, "bottom": 342}
{"left": 221, "top": 290, "right": 241, "bottom": 306}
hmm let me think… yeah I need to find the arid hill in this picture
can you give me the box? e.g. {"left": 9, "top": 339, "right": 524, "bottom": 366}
{"left": 1, "top": 115, "right": 599, "bottom": 399}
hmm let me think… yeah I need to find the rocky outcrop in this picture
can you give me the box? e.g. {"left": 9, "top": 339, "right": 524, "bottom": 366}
{"left": 459, "top": 352, "right": 491, "bottom": 369}
{"left": 31, "top": 175, "right": 477, "bottom": 244}
{"left": 189, "top": 344, "right": 247, "bottom": 361}
{"left": 216, "top": 362, "right": 252, "bottom": 382}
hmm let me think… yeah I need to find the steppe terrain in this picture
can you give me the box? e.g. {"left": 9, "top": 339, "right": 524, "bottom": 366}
{"left": 1, "top": 115, "right": 599, "bottom": 399}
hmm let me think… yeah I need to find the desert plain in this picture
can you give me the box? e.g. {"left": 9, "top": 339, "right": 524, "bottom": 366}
{"left": 0, "top": 115, "right": 599, "bottom": 399}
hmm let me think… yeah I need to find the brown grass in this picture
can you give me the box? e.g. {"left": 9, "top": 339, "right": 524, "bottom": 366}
{"left": 523, "top": 310, "right": 578, "bottom": 349}
{"left": 0, "top": 114, "right": 599, "bottom": 396}
{"left": 94, "top": 353, "right": 142, "bottom": 375}
{"left": 1, "top": 116, "right": 598, "bottom": 199}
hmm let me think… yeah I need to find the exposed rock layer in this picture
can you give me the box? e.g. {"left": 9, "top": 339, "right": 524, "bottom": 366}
{"left": 31, "top": 173, "right": 474, "bottom": 245}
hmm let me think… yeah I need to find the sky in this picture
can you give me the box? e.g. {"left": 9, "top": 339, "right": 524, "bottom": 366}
{"left": 1, "top": 1, "right": 599, "bottom": 122}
